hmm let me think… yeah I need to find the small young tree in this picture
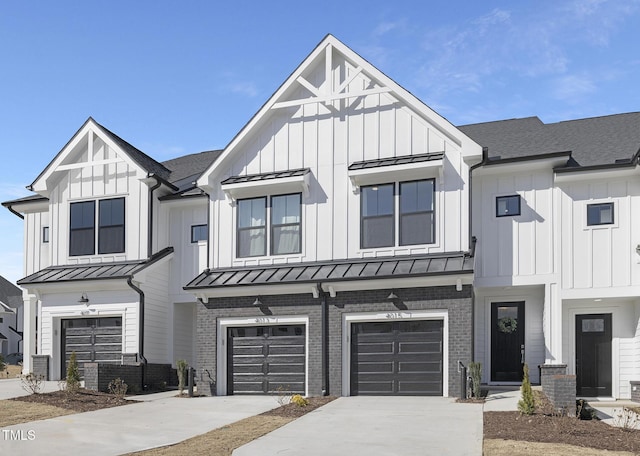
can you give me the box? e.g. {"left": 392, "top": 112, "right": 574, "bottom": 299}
{"left": 518, "top": 363, "right": 535, "bottom": 415}
{"left": 0, "top": 354, "right": 6, "bottom": 373}
{"left": 177, "top": 359, "right": 188, "bottom": 395}
{"left": 66, "top": 351, "right": 81, "bottom": 392}
{"left": 468, "top": 362, "right": 482, "bottom": 399}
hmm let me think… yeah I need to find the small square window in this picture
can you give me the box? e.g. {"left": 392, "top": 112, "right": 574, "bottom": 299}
{"left": 496, "top": 195, "right": 521, "bottom": 217}
{"left": 42, "top": 226, "right": 49, "bottom": 243}
{"left": 587, "top": 203, "right": 614, "bottom": 226}
{"left": 191, "top": 224, "right": 208, "bottom": 243}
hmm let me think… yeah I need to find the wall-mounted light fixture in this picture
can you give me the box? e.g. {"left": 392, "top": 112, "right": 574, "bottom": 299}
{"left": 252, "top": 297, "right": 263, "bottom": 306}
{"left": 387, "top": 290, "right": 398, "bottom": 300}
{"left": 456, "top": 279, "right": 463, "bottom": 292}
{"left": 636, "top": 244, "right": 640, "bottom": 255}
{"left": 78, "top": 293, "right": 89, "bottom": 305}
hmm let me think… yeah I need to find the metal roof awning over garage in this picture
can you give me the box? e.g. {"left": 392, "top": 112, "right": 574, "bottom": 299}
{"left": 185, "top": 252, "right": 474, "bottom": 297}
{"left": 17, "top": 247, "right": 174, "bottom": 285}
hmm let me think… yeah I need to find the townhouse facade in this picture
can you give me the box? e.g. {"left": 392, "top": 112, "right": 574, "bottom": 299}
{"left": 3, "top": 35, "right": 640, "bottom": 399}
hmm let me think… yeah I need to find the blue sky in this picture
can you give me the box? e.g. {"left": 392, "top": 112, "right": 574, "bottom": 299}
{"left": 1, "top": 0, "right": 640, "bottom": 284}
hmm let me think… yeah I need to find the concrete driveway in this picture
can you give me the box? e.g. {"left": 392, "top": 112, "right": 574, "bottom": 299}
{"left": 1, "top": 393, "right": 279, "bottom": 455}
{"left": 234, "top": 396, "right": 483, "bottom": 456}
{"left": 0, "top": 378, "right": 60, "bottom": 399}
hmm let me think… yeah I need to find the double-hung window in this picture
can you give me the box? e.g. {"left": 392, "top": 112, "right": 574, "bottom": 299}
{"left": 361, "top": 179, "right": 435, "bottom": 249}
{"left": 69, "top": 197, "right": 125, "bottom": 256}
{"left": 237, "top": 193, "right": 301, "bottom": 257}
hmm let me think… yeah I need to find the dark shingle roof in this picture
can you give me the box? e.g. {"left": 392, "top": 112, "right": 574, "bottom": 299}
{"left": 459, "top": 112, "right": 640, "bottom": 167}
{"left": 221, "top": 168, "right": 310, "bottom": 185}
{"left": 93, "top": 120, "right": 172, "bottom": 180}
{"left": 185, "top": 252, "right": 473, "bottom": 290}
{"left": 348, "top": 152, "right": 444, "bottom": 171}
{"left": 161, "top": 150, "right": 223, "bottom": 184}
{"left": 17, "top": 247, "right": 173, "bottom": 285}
{"left": 0, "top": 276, "right": 22, "bottom": 309}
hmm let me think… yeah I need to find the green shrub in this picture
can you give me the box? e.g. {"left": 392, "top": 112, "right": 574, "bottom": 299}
{"left": 291, "top": 394, "right": 308, "bottom": 407}
{"left": 66, "top": 352, "right": 81, "bottom": 392}
{"left": 468, "top": 362, "right": 482, "bottom": 398}
{"left": 177, "top": 359, "right": 188, "bottom": 395}
{"left": 518, "top": 363, "right": 535, "bottom": 415}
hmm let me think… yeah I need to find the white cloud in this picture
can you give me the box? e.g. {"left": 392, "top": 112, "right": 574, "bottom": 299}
{"left": 552, "top": 74, "right": 596, "bottom": 102}
{"left": 227, "top": 81, "right": 259, "bottom": 98}
{"left": 0, "top": 183, "right": 32, "bottom": 199}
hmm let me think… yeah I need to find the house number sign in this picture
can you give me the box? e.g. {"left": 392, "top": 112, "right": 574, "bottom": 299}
{"left": 385, "top": 312, "right": 409, "bottom": 319}
{"left": 254, "top": 317, "right": 277, "bottom": 324}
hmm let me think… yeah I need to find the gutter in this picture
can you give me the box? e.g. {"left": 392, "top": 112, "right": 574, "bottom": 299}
{"left": 317, "top": 283, "right": 329, "bottom": 396}
{"left": 2, "top": 202, "right": 24, "bottom": 220}
{"left": 467, "top": 147, "right": 489, "bottom": 252}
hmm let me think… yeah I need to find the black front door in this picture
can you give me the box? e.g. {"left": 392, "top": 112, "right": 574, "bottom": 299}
{"left": 491, "top": 302, "right": 525, "bottom": 382}
{"left": 576, "top": 314, "right": 612, "bottom": 397}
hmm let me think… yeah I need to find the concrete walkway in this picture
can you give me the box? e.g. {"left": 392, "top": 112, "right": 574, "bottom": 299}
{"left": 234, "top": 396, "right": 484, "bottom": 456}
{"left": 1, "top": 393, "right": 280, "bottom": 455}
{"left": 483, "top": 387, "right": 521, "bottom": 412}
{"left": 0, "top": 378, "right": 60, "bottom": 399}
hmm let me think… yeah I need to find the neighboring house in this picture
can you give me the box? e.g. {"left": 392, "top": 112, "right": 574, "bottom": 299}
{"left": 3, "top": 35, "right": 640, "bottom": 399}
{"left": 0, "top": 275, "right": 23, "bottom": 359}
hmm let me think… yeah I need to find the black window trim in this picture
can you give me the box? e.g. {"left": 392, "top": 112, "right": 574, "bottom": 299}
{"left": 587, "top": 202, "right": 615, "bottom": 226}
{"left": 495, "top": 194, "right": 521, "bottom": 218}
{"left": 191, "top": 224, "right": 208, "bottom": 243}
{"left": 69, "top": 197, "right": 126, "bottom": 257}
{"left": 98, "top": 197, "right": 126, "bottom": 255}
{"left": 360, "top": 182, "right": 395, "bottom": 249}
{"left": 270, "top": 192, "right": 302, "bottom": 256}
{"left": 399, "top": 178, "right": 436, "bottom": 246}
{"left": 236, "top": 193, "right": 303, "bottom": 258}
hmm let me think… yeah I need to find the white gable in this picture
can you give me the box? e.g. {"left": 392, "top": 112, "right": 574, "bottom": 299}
{"left": 197, "top": 34, "right": 482, "bottom": 189}
{"left": 30, "top": 118, "right": 150, "bottom": 197}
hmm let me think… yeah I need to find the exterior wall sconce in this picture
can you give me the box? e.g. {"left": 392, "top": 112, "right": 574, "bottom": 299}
{"left": 252, "top": 297, "right": 263, "bottom": 306}
{"left": 636, "top": 244, "right": 640, "bottom": 255}
{"left": 387, "top": 291, "right": 398, "bottom": 300}
{"left": 78, "top": 293, "right": 89, "bottom": 305}
{"left": 456, "top": 279, "right": 463, "bottom": 292}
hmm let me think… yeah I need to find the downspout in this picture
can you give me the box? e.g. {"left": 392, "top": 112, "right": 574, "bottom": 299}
{"left": 317, "top": 283, "right": 329, "bottom": 396}
{"left": 203, "top": 189, "right": 211, "bottom": 269}
{"left": 468, "top": 147, "right": 489, "bottom": 364}
{"left": 147, "top": 175, "right": 163, "bottom": 257}
{"left": 127, "top": 277, "right": 147, "bottom": 389}
{"left": 4, "top": 203, "right": 24, "bottom": 220}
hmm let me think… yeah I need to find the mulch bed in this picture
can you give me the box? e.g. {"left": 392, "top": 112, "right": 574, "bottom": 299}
{"left": 484, "top": 391, "right": 640, "bottom": 454}
{"left": 11, "top": 389, "right": 132, "bottom": 412}
{"left": 261, "top": 396, "right": 336, "bottom": 418}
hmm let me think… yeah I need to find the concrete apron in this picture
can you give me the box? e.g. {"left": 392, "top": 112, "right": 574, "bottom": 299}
{"left": 0, "top": 395, "right": 280, "bottom": 455}
{"left": 234, "top": 396, "right": 484, "bottom": 456}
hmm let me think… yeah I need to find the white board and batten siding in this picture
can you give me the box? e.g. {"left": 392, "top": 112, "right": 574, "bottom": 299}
{"left": 172, "top": 303, "right": 197, "bottom": 368}
{"left": 23, "top": 211, "right": 51, "bottom": 277}
{"left": 46, "top": 133, "right": 150, "bottom": 267}
{"left": 166, "top": 202, "right": 208, "bottom": 300}
{"left": 211, "top": 50, "right": 474, "bottom": 269}
{"left": 559, "top": 178, "right": 640, "bottom": 293}
{"left": 140, "top": 260, "right": 171, "bottom": 364}
{"left": 473, "top": 169, "right": 555, "bottom": 285}
{"left": 37, "top": 289, "right": 139, "bottom": 381}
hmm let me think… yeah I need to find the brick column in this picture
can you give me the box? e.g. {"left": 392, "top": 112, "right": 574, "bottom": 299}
{"left": 31, "top": 355, "right": 50, "bottom": 380}
{"left": 631, "top": 381, "right": 640, "bottom": 403}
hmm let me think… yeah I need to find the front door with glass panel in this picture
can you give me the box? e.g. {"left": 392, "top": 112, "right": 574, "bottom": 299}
{"left": 491, "top": 302, "right": 525, "bottom": 382}
{"left": 576, "top": 314, "right": 612, "bottom": 397}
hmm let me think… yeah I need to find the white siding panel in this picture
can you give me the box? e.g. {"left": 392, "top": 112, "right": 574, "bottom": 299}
{"left": 173, "top": 303, "right": 197, "bottom": 368}
{"left": 142, "top": 260, "right": 171, "bottom": 364}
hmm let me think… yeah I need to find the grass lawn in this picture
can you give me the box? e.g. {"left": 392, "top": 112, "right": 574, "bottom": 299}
{"left": 0, "top": 400, "right": 72, "bottom": 427}
{"left": 1, "top": 365, "right": 22, "bottom": 379}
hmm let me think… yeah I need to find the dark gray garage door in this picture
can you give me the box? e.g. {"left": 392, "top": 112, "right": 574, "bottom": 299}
{"left": 350, "top": 320, "right": 443, "bottom": 395}
{"left": 61, "top": 317, "right": 123, "bottom": 378}
{"left": 227, "top": 325, "right": 305, "bottom": 394}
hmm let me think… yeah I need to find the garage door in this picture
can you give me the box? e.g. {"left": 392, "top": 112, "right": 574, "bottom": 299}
{"left": 227, "top": 325, "right": 305, "bottom": 394}
{"left": 61, "top": 317, "right": 123, "bottom": 378}
{"left": 350, "top": 320, "right": 443, "bottom": 395}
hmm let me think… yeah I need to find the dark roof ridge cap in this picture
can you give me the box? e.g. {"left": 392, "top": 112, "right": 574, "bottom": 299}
{"left": 482, "top": 150, "right": 572, "bottom": 167}
{"left": 550, "top": 111, "right": 640, "bottom": 125}
{"left": 459, "top": 116, "right": 543, "bottom": 128}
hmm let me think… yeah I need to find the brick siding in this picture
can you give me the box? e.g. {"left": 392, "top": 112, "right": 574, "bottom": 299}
{"left": 197, "top": 285, "right": 473, "bottom": 398}
{"left": 31, "top": 355, "right": 50, "bottom": 380}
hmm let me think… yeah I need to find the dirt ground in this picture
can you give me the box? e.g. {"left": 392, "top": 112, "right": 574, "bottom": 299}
{"left": 484, "top": 439, "right": 636, "bottom": 456}
{"left": 11, "top": 389, "right": 132, "bottom": 412}
{"left": 127, "top": 396, "right": 336, "bottom": 456}
{"left": 484, "top": 391, "right": 640, "bottom": 454}
{"left": 0, "top": 400, "right": 73, "bottom": 427}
